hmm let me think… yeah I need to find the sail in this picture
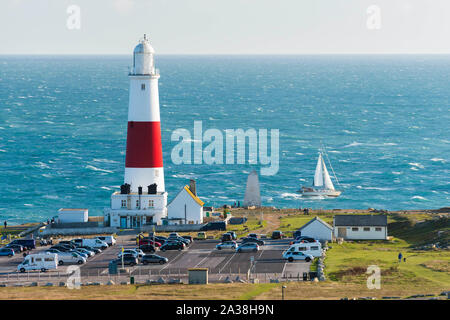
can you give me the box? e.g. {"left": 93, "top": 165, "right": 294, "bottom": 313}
{"left": 322, "top": 156, "right": 335, "bottom": 190}
{"left": 313, "top": 153, "right": 324, "bottom": 187}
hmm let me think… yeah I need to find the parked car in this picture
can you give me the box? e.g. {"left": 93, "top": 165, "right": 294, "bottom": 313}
{"left": 168, "top": 232, "right": 180, "bottom": 238}
{"left": 154, "top": 236, "right": 167, "bottom": 244}
{"left": 282, "top": 250, "right": 313, "bottom": 262}
{"left": 118, "top": 249, "right": 145, "bottom": 259}
{"left": 196, "top": 232, "right": 206, "bottom": 240}
{"left": 58, "top": 241, "right": 77, "bottom": 248}
{"left": 139, "top": 244, "right": 156, "bottom": 253}
{"left": 18, "top": 253, "right": 57, "bottom": 272}
{"left": 76, "top": 248, "right": 95, "bottom": 257}
{"left": 9, "top": 239, "right": 36, "bottom": 250}
{"left": 5, "top": 244, "right": 24, "bottom": 253}
{"left": 292, "top": 236, "right": 317, "bottom": 244}
{"left": 142, "top": 254, "right": 168, "bottom": 265}
{"left": 160, "top": 240, "right": 185, "bottom": 251}
{"left": 241, "top": 237, "right": 265, "bottom": 246}
{"left": 216, "top": 241, "right": 237, "bottom": 250}
{"left": 271, "top": 230, "right": 284, "bottom": 240}
{"left": 0, "top": 248, "right": 14, "bottom": 257}
{"left": 248, "top": 233, "right": 258, "bottom": 239}
{"left": 226, "top": 231, "right": 237, "bottom": 240}
{"left": 168, "top": 235, "right": 190, "bottom": 246}
{"left": 72, "top": 250, "right": 89, "bottom": 259}
{"left": 139, "top": 238, "right": 162, "bottom": 247}
{"left": 201, "top": 221, "right": 226, "bottom": 231}
{"left": 57, "top": 252, "right": 86, "bottom": 265}
{"left": 182, "top": 235, "right": 194, "bottom": 243}
{"left": 80, "top": 246, "right": 102, "bottom": 254}
{"left": 112, "top": 255, "right": 138, "bottom": 266}
{"left": 50, "top": 245, "right": 73, "bottom": 252}
{"left": 96, "top": 236, "right": 116, "bottom": 246}
{"left": 236, "top": 243, "right": 259, "bottom": 253}
{"left": 77, "top": 238, "right": 108, "bottom": 250}
{"left": 221, "top": 233, "right": 232, "bottom": 242}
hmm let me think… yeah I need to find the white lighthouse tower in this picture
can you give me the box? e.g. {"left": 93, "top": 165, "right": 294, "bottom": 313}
{"left": 104, "top": 36, "right": 168, "bottom": 228}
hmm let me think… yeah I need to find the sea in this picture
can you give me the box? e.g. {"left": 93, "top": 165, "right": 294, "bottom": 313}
{"left": 0, "top": 55, "right": 449, "bottom": 224}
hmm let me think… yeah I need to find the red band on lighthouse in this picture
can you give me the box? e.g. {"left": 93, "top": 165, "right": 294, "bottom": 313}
{"left": 125, "top": 121, "right": 163, "bottom": 168}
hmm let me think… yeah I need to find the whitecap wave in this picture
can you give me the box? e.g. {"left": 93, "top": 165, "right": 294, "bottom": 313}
{"left": 430, "top": 158, "right": 446, "bottom": 163}
{"left": 85, "top": 165, "right": 113, "bottom": 173}
{"left": 411, "top": 195, "right": 428, "bottom": 201}
{"left": 343, "top": 141, "right": 363, "bottom": 148}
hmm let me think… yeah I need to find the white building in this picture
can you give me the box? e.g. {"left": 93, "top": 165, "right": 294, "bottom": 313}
{"left": 58, "top": 208, "right": 88, "bottom": 223}
{"left": 297, "top": 216, "right": 333, "bottom": 241}
{"left": 333, "top": 215, "right": 388, "bottom": 240}
{"left": 104, "top": 36, "right": 168, "bottom": 228}
{"left": 167, "top": 181, "right": 204, "bottom": 225}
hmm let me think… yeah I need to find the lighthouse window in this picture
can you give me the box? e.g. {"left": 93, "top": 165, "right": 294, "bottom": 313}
{"left": 121, "top": 200, "right": 127, "bottom": 208}
{"left": 148, "top": 200, "right": 154, "bottom": 208}
{"left": 141, "top": 84, "right": 145, "bottom": 90}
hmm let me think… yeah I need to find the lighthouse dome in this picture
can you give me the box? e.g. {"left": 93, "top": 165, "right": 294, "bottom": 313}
{"left": 132, "top": 36, "right": 155, "bottom": 75}
{"left": 133, "top": 40, "right": 155, "bottom": 55}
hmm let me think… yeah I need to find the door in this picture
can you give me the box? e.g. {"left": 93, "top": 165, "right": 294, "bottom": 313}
{"left": 120, "top": 217, "right": 127, "bottom": 229}
{"left": 337, "top": 227, "right": 346, "bottom": 238}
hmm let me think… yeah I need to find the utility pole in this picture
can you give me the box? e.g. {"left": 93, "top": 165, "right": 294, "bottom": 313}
{"left": 282, "top": 285, "right": 286, "bottom": 300}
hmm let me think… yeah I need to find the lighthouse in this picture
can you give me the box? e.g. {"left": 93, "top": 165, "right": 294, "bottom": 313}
{"left": 104, "top": 36, "right": 168, "bottom": 228}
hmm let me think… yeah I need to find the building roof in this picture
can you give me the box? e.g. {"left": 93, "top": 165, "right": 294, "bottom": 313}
{"left": 183, "top": 185, "right": 204, "bottom": 206}
{"left": 167, "top": 185, "right": 204, "bottom": 207}
{"left": 334, "top": 215, "right": 388, "bottom": 227}
{"left": 299, "top": 216, "right": 333, "bottom": 231}
{"left": 58, "top": 208, "right": 88, "bottom": 212}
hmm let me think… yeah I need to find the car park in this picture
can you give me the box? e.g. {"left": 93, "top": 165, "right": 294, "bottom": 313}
{"left": 160, "top": 240, "right": 185, "bottom": 251}
{"left": 282, "top": 251, "right": 313, "bottom": 262}
{"left": 96, "top": 236, "right": 116, "bottom": 246}
{"left": 236, "top": 243, "right": 259, "bottom": 253}
{"left": 112, "top": 255, "right": 138, "bottom": 266}
{"left": 241, "top": 237, "right": 265, "bottom": 246}
{"left": 142, "top": 254, "right": 168, "bottom": 265}
{"left": 215, "top": 241, "right": 237, "bottom": 250}
{"left": 18, "top": 253, "right": 58, "bottom": 272}
{"left": 0, "top": 248, "right": 14, "bottom": 257}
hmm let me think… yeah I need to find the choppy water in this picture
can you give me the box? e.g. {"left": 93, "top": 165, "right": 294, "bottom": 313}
{"left": 0, "top": 55, "right": 449, "bottom": 224}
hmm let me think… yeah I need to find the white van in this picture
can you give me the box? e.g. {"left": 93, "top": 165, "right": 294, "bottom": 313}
{"left": 18, "top": 253, "right": 58, "bottom": 272}
{"left": 81, "top": 238, "right": 108, "bottom": 250}
{"left": 96, "top": 236, "right": 116, "bottom": 246}
{"left": 57, "top": 252, "right": 86, "bottom": 265}
{"left": 286, "top": 241, "right": 322, "bottom": 257}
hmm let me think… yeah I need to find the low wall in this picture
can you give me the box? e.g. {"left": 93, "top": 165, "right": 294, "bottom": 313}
{"left": 49, "top": 222, "right": 99, "bottom": 229}
{"left": 40, "top": 227, "right": 117, "bottom": 237}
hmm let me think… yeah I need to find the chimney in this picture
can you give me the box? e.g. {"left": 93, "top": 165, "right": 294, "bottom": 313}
{"left": 189, "top": 179, "right": 197, "bottom": 196}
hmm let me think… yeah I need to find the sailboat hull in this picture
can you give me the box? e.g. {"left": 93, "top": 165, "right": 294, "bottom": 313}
{"left": 299, "top": 189, "right": 342, "bottom": 198}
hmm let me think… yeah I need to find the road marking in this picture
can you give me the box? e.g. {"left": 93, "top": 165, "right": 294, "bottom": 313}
{"left": 218, "top": 252, "right": 236, "bottom": 273}
{"left": 159, "top": 250, "right": 185, "bottom": 271}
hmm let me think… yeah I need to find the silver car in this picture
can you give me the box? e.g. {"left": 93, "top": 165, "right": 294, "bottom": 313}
{"left": 216, "top": 241, "right": 237, "bottom": 250}
{"left": 236, "top": 243, "right": 259, "bottom": 253}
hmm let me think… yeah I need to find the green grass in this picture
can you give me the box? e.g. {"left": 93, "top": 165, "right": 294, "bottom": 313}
{"left": 238, "top": 283, "right": 279, "bottom": 300}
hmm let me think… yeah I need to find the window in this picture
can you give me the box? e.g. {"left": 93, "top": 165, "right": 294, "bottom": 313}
{"left": 311, "top": 246, "right": 319, "bottom": 250}
{"left": 36, "top": 258, "right": 42, "bottom": 262}
{"left": 352, "top": 227, "right": 359, "bottom": 232}
{"left": 121, "top": 200, "right": 127, "bottom": 208}
{"left": 141, "top": 83, "right": 145, "bottom": 90}
{"left": 136, "top": 200, "right": 140, "bottom": 208}
{"left": 375, "top": 227, "right": 382, "bottom": 232}
{"left": 364, "top": 227, "right": 370, "bottom": 232}
{"left": 148, "top": 200, "right": 154, "bottom": 208}
{"left": 298, "top": 247, "right": 307, "bottom": 251}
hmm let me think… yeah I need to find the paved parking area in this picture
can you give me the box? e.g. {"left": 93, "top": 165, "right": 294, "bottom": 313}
{"left": 0, "top": 236, "right": 311, "bottom": 284}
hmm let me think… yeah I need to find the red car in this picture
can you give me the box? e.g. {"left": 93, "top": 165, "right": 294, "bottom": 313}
{"left": 139, "top": 239, "right": 162, "bottom": 247}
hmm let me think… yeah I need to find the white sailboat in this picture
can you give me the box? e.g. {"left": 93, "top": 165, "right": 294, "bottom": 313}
{"left": 299, "top": 152, "right": 342, "bottom": 198}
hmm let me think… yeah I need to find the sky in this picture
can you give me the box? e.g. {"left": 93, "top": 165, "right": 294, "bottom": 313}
{"left": 1, "top": 0, "right": 450, "bottom": 54}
